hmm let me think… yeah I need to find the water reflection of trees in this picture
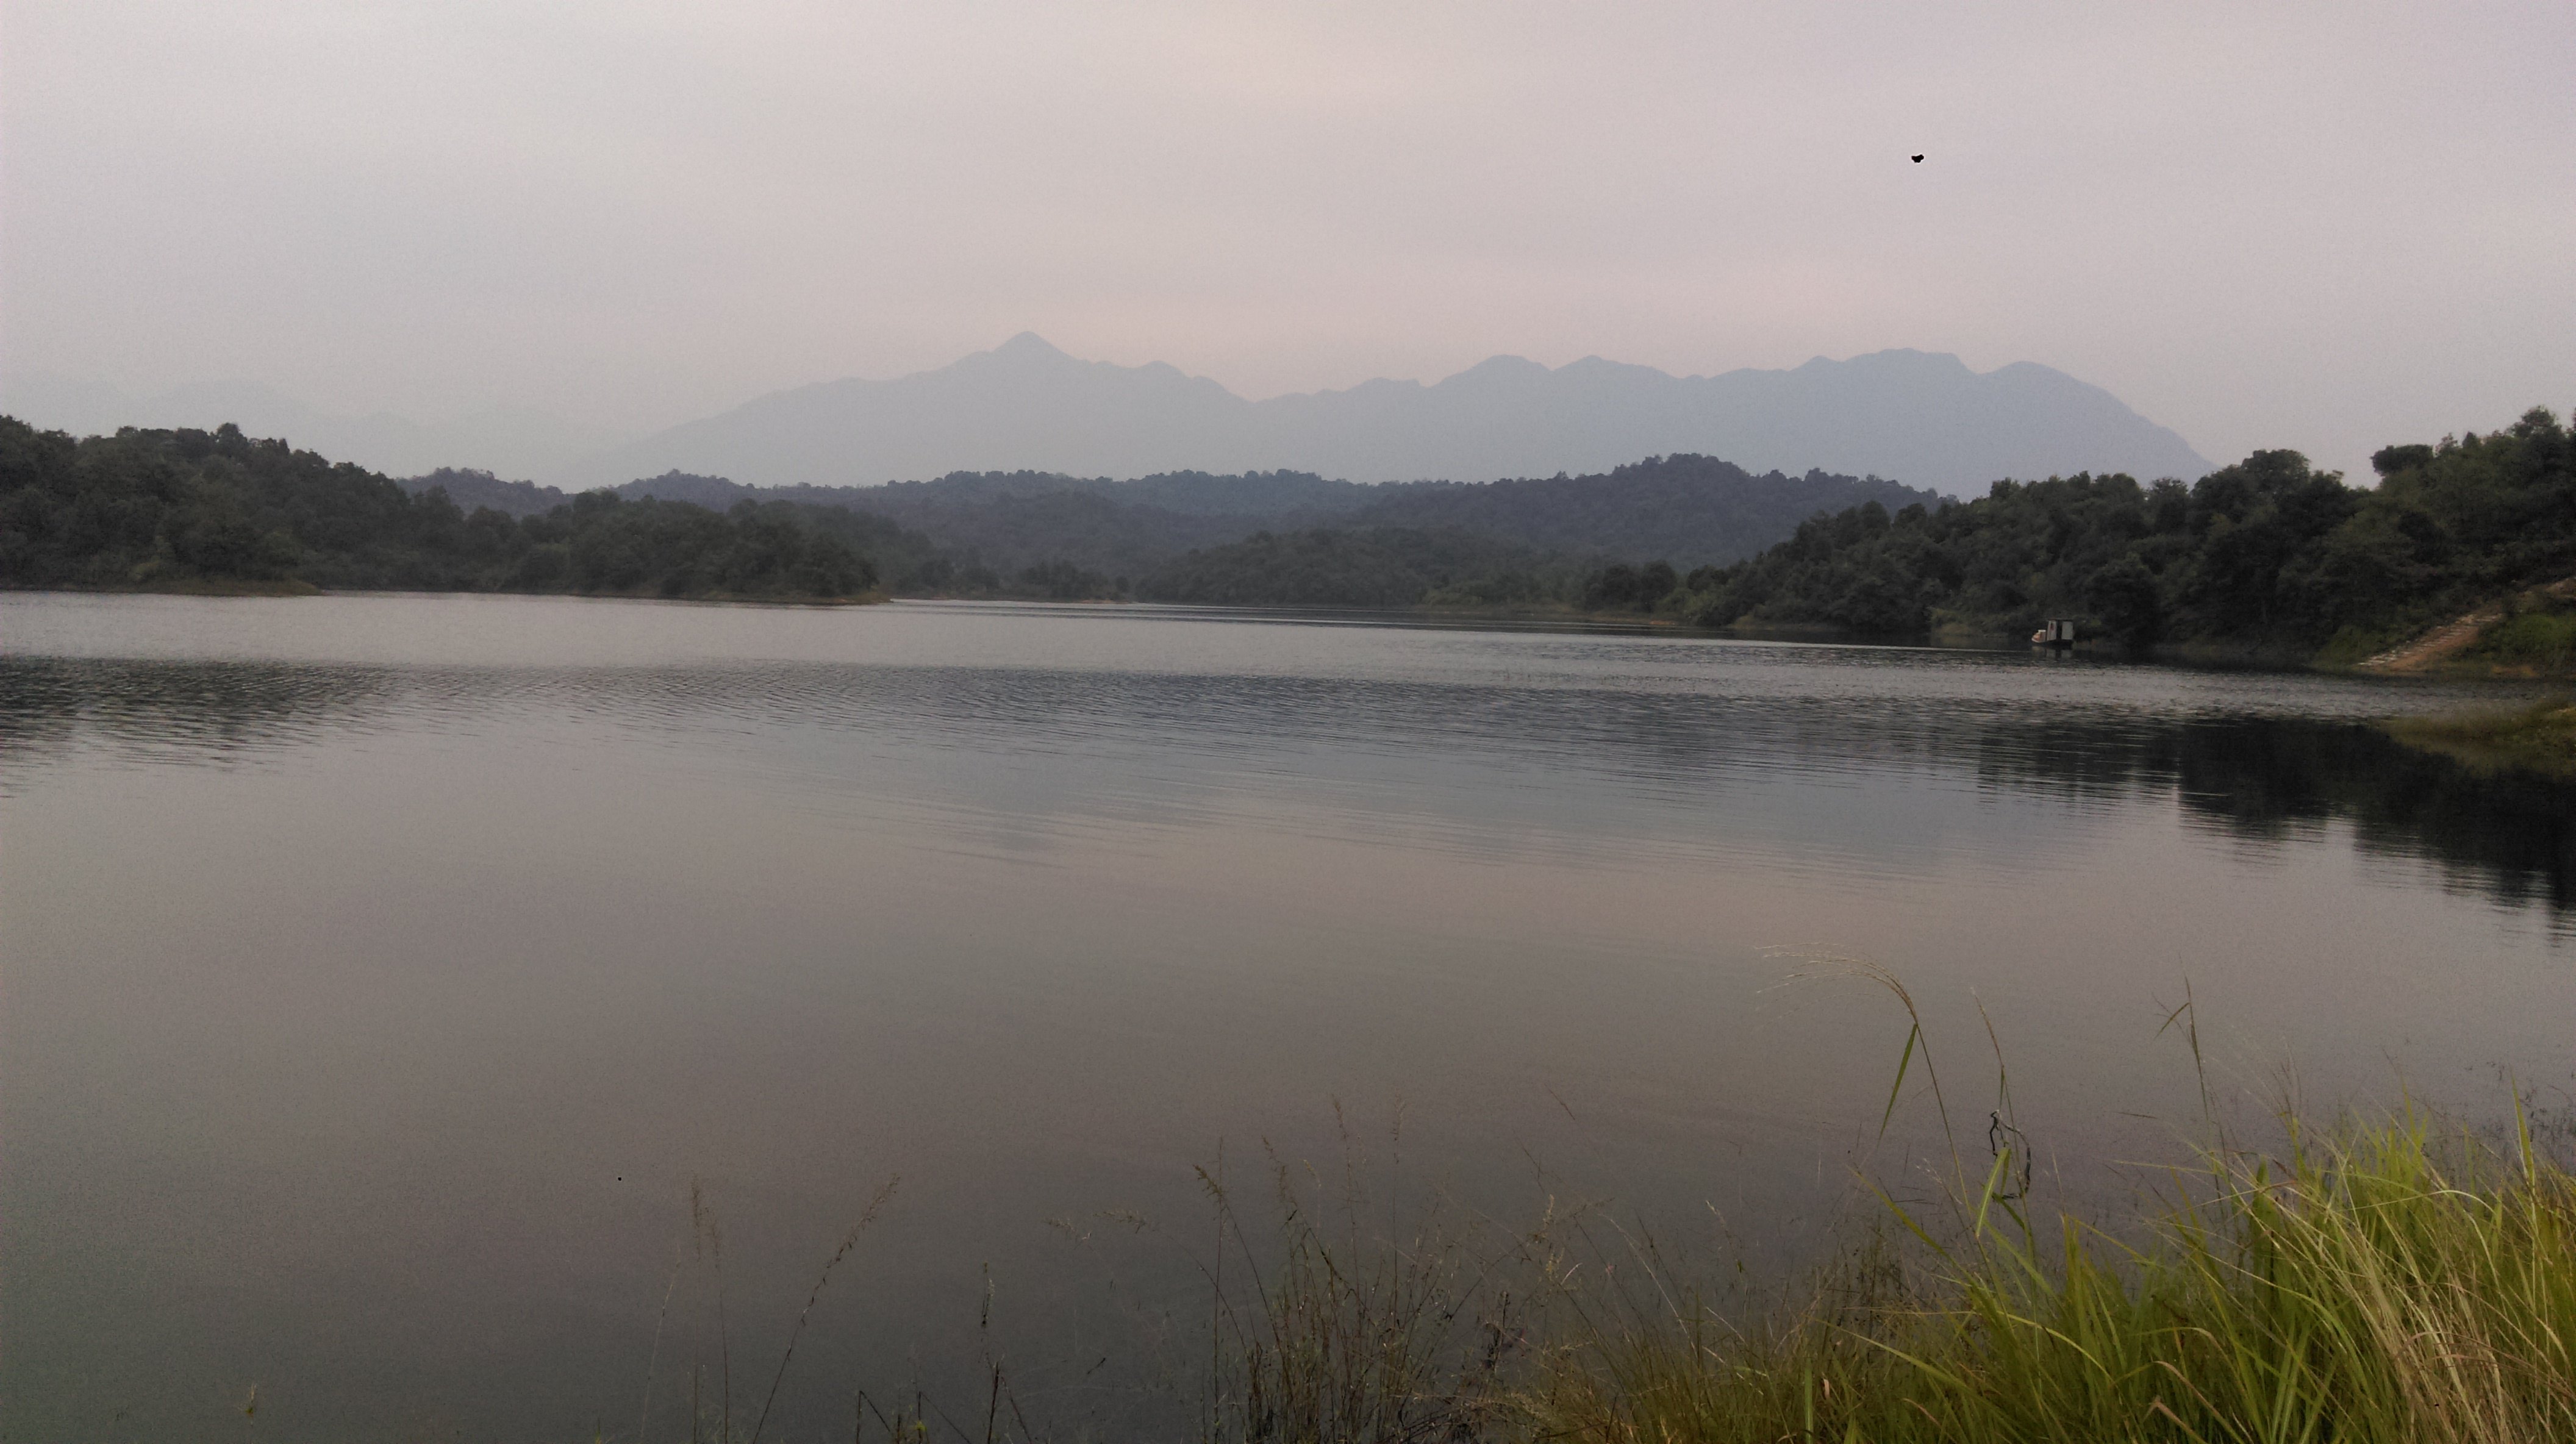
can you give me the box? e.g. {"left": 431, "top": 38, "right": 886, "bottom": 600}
{"left": 0, "top": 659, "right": 404, "bottom": 776}
{"left": 1962, "top": 712, "right": 2573, "bottom": 915}
{"left": 5, "top": 657, "right": 2567, "bottom": 918}
{"left": 2164, "top": 721, "right": 2574, "bottom": 915}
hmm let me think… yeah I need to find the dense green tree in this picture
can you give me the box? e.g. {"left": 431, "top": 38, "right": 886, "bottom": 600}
{"left": 614, "top": 454, "right": 1938, "bottom": 585}
{"left": 2084, "top": 552, "right": 2163, "bottom": 650}
{"left": 0, "top": 418, "right": 875, "bottom": 601}
{"left": 1138, "top": 527, "right": 1562, "bottom": 607}
{"left": 16, "top": 407, "right": 2569, "bottom": 659}
{"left": 1015, "top": 559, "right": 1120, "bottom": 599}
{"left": 1668, "top": 407, "right": 2572, "bottom": 659}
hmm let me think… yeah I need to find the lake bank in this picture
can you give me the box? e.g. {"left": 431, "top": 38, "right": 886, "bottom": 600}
{"left": 2, "top": 575, "right": 323, "bottom": 597}
{"left": 6, "top": 577, "right": 888, "bottom": 605}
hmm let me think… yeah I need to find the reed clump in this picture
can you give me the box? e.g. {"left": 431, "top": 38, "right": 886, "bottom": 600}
{"left": 635, "top": 999, "right": 2574, "bottom": 1444}
{"left": 1191, "top": 1152, "right": 1519, "bottom": 1444}
{"left": 1520, "top": 1106, "right": 2576, "bottom": 1444}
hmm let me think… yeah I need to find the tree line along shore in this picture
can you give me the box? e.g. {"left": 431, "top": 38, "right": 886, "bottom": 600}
{"left": 2, "top": 407, "right": 2569, "bottom": 677}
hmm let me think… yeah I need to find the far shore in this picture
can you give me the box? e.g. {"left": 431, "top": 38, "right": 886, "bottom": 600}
{"left": 12, "top": 582, "right": 2571, "bottom": 686}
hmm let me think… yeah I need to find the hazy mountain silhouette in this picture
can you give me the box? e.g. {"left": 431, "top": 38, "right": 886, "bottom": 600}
{"left": 563, "top": 334, "right": 2210, "bottom": 496}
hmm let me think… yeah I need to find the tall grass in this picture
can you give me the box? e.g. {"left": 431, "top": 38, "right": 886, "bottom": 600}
{"left": 632, "top": 1114, "right": 2575, "bottom": 1443}
{"left": 1175, "top": 973, "right": 2576, "bottom": 1444}
{"left": 1189, "top": 1144, "right": 1517, "bottom": 1444}
{"left": 1525, "top": 1105, "right": 2576, "bottom": 1443}
{"left": 629, "top": 999, "right": 2574, "bottom": 1444}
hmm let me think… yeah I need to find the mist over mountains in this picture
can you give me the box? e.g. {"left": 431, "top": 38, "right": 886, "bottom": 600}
{"left": 7, "top": 336, "right": 2209, "bottom": 498}
{"left": 5, "top": 328, "right": 2211, "bottom": 598}
{"left": 565, "top": 334, "right": 2211, "bottom": 496}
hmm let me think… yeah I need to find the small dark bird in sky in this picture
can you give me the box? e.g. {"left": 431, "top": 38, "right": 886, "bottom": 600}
{"left": 1911, "top": 154, "right": 1925, "bottom": 162}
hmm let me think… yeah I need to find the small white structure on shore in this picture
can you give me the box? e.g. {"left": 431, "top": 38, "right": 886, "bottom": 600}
{"left": 2032, "top": 619, "right": 2078, "bottom": 648}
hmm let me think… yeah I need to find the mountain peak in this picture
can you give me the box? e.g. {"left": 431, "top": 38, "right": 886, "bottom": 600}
{"left": 1798, "top": 348, "right": 1974, "bottom": 377}
{"left": 941, "top": 331, "right": 1088, "bottom": 382}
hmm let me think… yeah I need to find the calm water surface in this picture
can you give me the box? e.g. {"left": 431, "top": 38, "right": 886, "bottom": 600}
{"left": 4, "top": 593, "right": 2571, "bottom": 1441}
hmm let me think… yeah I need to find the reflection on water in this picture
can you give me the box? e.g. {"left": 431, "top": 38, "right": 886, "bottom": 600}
{"left": 2166, "top": 722, "right": 2575, "bottom": 915}
{"left": 9, "top": 655, "right": 2566, "bottom": 916}
{"left": 0, "top": 658, "right": 404, "bottom": 765}
{"left": 2, "top": 594, "right": 2569, "bottom": 1442}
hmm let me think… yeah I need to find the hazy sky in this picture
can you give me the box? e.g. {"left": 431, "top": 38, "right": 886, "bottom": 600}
{"left": 4, "top": 1, "right": 2571, "bottom": 481}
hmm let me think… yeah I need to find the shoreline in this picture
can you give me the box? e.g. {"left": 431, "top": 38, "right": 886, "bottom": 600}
{"left": 4, "top": 580, "right": 889, "bottom": 607}
{"left": 10, "top": 583, "right": 2569, "bottom": 684}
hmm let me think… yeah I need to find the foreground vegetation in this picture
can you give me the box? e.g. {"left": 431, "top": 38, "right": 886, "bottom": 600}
{"left": 630, "top": 1099, "right": 2576, "bottom": 1444}
{"left": 1078, "top": 963, "right": 2569, "bottom": 1444}
{"left": 1510, "top": 1110, "right": 2575, "bottom": 1443}
{"left": 1108, "top": 1069, "right": 2576, "bottom": 1444}
{"left": 643, "top": 1035, "right": 2576, "bottom": 1442}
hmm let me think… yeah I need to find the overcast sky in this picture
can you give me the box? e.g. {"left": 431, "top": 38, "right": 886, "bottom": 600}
{"left": 4, "top": 1, "right": 2571, "bottom": 482}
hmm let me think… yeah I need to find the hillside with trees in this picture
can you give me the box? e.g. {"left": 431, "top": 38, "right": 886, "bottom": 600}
{"left": 1337, "top": 456, "right": 1935, "bottom": 568}
{"left": 401, "top": 467, "right": 574, "bottom": 518}
{"left": 1135, "top": 527, "right": 1567, "bottom": 607}
{"left": 612, "top": 468, "right": 1357, "bottom": 582}
{"left": 1627, "top": 407, "right": 2573, "bottom": 661}
{"left": 16, "top": 407, "right": 2570, "bottom": 666}
{"left": 0, "top": 420, "right": 881, "bottom": 601}
{"left": 612, "top": 454, "right": 1929, "bottom": 587}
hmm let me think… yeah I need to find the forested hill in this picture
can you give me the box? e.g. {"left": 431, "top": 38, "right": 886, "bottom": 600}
{"left": 611, "top": 467, "right": 1370, "bottom": 518}
{"left": 614, "top": 469, "right": 1336, "bottom": 581}
{"left": 13, "top": 409, "right": 2572, "bottom": 664}
{"left": 1337, "top": 457, "right": 1936, "bottom": 568}
{"left": 1665, "top": 406, "right": 2575, "bottom": 661}
{"left": 1136, "top": 528, "right": 1571, "bottom": 609}
{"left": 403, "top": 467, "right": 574, "bottom": 517}
{"left": 614, "top": 455, "right": 1928, "bottom": 579}
{"left": 0, "top": 418, "right": 882, "bottom": 600}
{"left": 3, "top": 415, "right": 1966, "bottom": 610}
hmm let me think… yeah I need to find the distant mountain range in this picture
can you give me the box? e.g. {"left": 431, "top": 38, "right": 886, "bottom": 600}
{"left": 8, "top": 335, "right": 2210, "bottom": 498}
{"left": 562, "top": 334, "right": 2210, "bottom": 496}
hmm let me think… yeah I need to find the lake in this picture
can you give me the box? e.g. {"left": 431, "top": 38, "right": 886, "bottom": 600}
{"left": 4, "top": 592, "right": 2570, "bottom": 1442}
